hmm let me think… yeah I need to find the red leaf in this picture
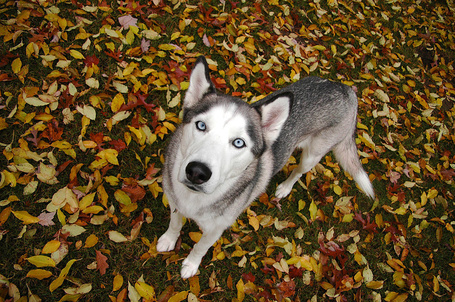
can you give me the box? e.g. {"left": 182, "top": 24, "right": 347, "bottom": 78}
{"left": 41, "top": 120, "right": 63, "bottom": 143}
{"left": 354, "top": 212, "right": 378, "bottom": 234}
{"left": 121, "top": 185, "right": 146, "bottom": 203}
{"left": 242, "top": 272, "right": 255, "bottom": 283}
{"left": 277, "top": 280, "right": 296, "bottom": 299}
{"left": 84, "top": 55, "right": 99, "bottom": 67}
{"left": 104, "top": 49, "right": 123, "bottom": 62}
{"left": 441, "top": 169, "right": 455, "bottom": 181}
{"left": 288, "top": 266, "right": 303, "bottom": 279}
{"left": 109, "top": 139, "right": 127, "bottom": 153}
{"left": 145, "top": 163, "right": 160, "bottom": 179}
{"left": 96, "top": 250, "right": 109, "bottom": 275}
{"left": 26, "top": 128, "right": 40, "bottom": 147}
{"left": 56, "top": 160, "right": 73, "bottom": 174}
{"left": 90, "top": 132, "right": 105, "bottom": 150}
{"left": 118, "top": 92, "right": 155, "bottom": 113}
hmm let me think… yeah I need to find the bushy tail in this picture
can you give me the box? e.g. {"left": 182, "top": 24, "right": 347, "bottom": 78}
{"left": 333, "top": 136, "right": 375, "bottom": 199}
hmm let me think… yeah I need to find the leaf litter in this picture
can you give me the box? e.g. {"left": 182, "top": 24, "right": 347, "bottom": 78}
{"left": 0, "top": 0, "right": 454, "bottom": 301}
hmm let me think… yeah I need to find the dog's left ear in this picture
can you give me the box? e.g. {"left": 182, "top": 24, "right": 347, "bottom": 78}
{"left": 259, "top": 93, "right": 292, "bottom": 144}
{"left": 184, "top": 56, "right": 216, "bottom": 108}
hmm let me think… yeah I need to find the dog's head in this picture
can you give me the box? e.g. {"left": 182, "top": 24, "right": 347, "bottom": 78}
{"left": 177, "top": 56, "right": 291, "bottom": 194}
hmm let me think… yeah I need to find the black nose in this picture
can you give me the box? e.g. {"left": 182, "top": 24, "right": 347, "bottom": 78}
{"left": 185, "top": 162, "right": 212, "bottom": 185}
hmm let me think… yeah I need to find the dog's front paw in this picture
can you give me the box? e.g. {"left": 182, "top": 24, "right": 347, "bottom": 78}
{"left": 180, "top": 257, "right": 200, "bottom": 279}
{"left": 275, "top": 182, "right": 293, "bottom": 198}
{"left": 156, "top": 233, "right": 178, "bottom": 252}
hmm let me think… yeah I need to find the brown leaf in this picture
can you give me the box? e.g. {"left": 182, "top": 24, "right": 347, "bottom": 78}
{"left": 96, "top": 250, "right": 109, "bottom": 275}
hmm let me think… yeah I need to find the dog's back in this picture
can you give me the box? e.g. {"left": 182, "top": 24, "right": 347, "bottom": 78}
{"left": 253, "top": 77, "right": 374, "bottom": 198}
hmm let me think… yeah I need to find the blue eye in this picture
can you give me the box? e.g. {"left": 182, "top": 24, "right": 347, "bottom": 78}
{"left": 232, "top": 138, "right": 245, "bottom": 148}
{"left": 196, "top": 121, "right": 206, "bottom": 131}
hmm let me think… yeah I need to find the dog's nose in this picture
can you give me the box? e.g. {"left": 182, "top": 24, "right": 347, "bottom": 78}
{"left": 186, "top": 162, "right": 212, "bottom": 185}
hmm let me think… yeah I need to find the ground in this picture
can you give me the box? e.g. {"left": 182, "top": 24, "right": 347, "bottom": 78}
{"left": 0, "top": 0, "right": 454, "bottom": 301}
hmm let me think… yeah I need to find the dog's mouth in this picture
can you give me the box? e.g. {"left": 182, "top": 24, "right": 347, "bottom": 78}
{"left": 183, "top": 182, "right": 204, "bottom": 193}
{"left": 186, "top": 184, "right": 199, "bottom": 191}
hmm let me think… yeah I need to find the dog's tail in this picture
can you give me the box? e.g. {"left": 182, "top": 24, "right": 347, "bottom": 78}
{"left": 333, "top": 136, "right": 375, "bottom": 199}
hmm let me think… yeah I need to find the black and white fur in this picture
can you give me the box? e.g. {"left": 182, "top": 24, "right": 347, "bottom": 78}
{"left": 157, "top": 56, "right": 374, "bottom": 278}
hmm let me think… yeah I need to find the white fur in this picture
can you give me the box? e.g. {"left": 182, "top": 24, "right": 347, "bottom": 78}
{"left": 354, "top": 171, "right": 375, "bottom": 199}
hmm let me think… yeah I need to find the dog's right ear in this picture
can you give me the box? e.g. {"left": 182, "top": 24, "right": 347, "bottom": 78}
{"left": 184, "top": 56, "right": 216, "bottom": 108}
{"left": 258, "top": 92, "right": 292, "bottom": 145}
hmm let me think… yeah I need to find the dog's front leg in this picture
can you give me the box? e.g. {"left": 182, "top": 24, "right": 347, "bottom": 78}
{"left": 157, "top": 208, "right": 183, "bottom": 252}
{"left": 181, "top": 228, "right": 224, "bottom": 279}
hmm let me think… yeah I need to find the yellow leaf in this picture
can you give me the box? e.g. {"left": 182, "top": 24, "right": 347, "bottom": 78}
{"left": 189, "top": 276, "right": 200, "bottom": 296}
{"left": 247, "top": 208, "right": 259, "bottom": 231}
{"left": 26, "top": 269, "right": 53, "bottom": 280}
{"left": 111, "top": 93, "right": 125, "bottom": 113}
{"left": 427, "top": 188, "right": 438, "bottom": 199}
{"left": 82, "top": 205, "right": 104, "bottom": 214}
{"left": 313, "top": 45, "right": 326, "bottom": 51}
{"left": 159, "top": 44, "right": 177, "bottom": 51}
{"left": 84, "top": 234, "right": 99, "bottom": 248}
{"left": 189, "top": 232, "right": 202, "bottom": 243}
{"left": 134, "top": 281, "right": 156, "bottom": 300}
{"left": 24, "top": 97, "right": 49, "bottom": 107}
{"left": 125, "top": 28, "right": 135, "bottom": 44}
{"left": 170, "top": 32, "right": 180, "bottom": 41}
{"left": 108, "top": 230, "right": 128, "bottom": 243}
{"left": 366, "top": 280, "right": 384, "bottom": 290}
{"left": 342, "top": 213, "right": 354, "bottom": 222}
{"left": 168, "top": 291, "right": 188, "bottom": 302}
{"left": 89, "top": 158, "right": 108, "bottom": 170}
{"left": 12, "top": 210, "right": 40, "bottom": 224}
{"left": 69, "top": 49, "right": 85, "bottom": 59}
{"left": 57, "top": 208, "right": 66, "bottom": 226}
{"left": 48, "top": 186, "right": 78, "bottom": 212}
{"left": 1, "top": 170, "right": 17, "bottom": 188}
{"left": 385, "top": 291, "right": 399, "bottom": 301}
{"left": 104, "top": 149, "right": 119, "bottom": 165}
{"left": 49, "top": 276, "right": 65, "bottom": 292}
{"left": 0, "top": 206, "right": 12, "bottom": 226}
{"left": 236, "top": 278, "right": 245, "bottom": 302}
{"left": 433, "top": 275, "right": 439, "bottom": 292}
{"left": 96, "top": 149, "right": 119, "bottom": 165}
{"left": 394, "top": 207, "right": 407, "bottom": 215}
{"left": 354, "top": 249, "right": 363, "bottom": 265}
{"left": 12, "top": 58, "right": 22, "bottom": 74}
{"left": 79, "top": 192, "right": 96, "bottom": 210}
{"left": 309, "top": 200, "right": 317, "bottom": 220}
{"left": 333, "top": 185, "right": 342, "bottom": 195}
{"left": 26, "top": 255, "right": 56, "bottom": 268}
{"left": 97, "top": 185, "right": 109, "bottom": 207}
{"left": 128, "top": 126, "right": 143, "bottom": 142}
{"left": 51, "top": 140, "right": 72, "bottom": 149}
{"left": 113, "top": 274, "right": 123, "bottom": 291}
{"left": 114, "top": 190, "right": 131, "bottom": 205}
{"left": 42, "top": 240, "right": 61, "bottom": 254}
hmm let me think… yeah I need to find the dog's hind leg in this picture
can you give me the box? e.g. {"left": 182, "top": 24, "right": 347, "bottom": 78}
{"left": 333, "top": 135, "right": 375, "bottom": 199}
{"left": 275, "top": 142, "right": 327, "bottom": 198}
{"left": 157, "top": 208, "right": 184, "bottom": 252}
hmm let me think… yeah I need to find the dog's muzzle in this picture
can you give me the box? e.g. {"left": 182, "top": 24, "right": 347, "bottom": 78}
{"left": 184, "top": 161, "right": 212, "bottom": 191}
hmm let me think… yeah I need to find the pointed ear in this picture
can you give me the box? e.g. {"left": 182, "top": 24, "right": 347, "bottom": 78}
{"left": 184, "top": 56, "right": 215, "bottom": 108}
{"left": 259, "top": 93, "right": 292, "bottom": 144}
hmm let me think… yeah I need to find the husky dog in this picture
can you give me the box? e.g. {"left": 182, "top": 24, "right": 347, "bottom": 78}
{"left": 157, "top": 56, "right": 374, "bottom": 278}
